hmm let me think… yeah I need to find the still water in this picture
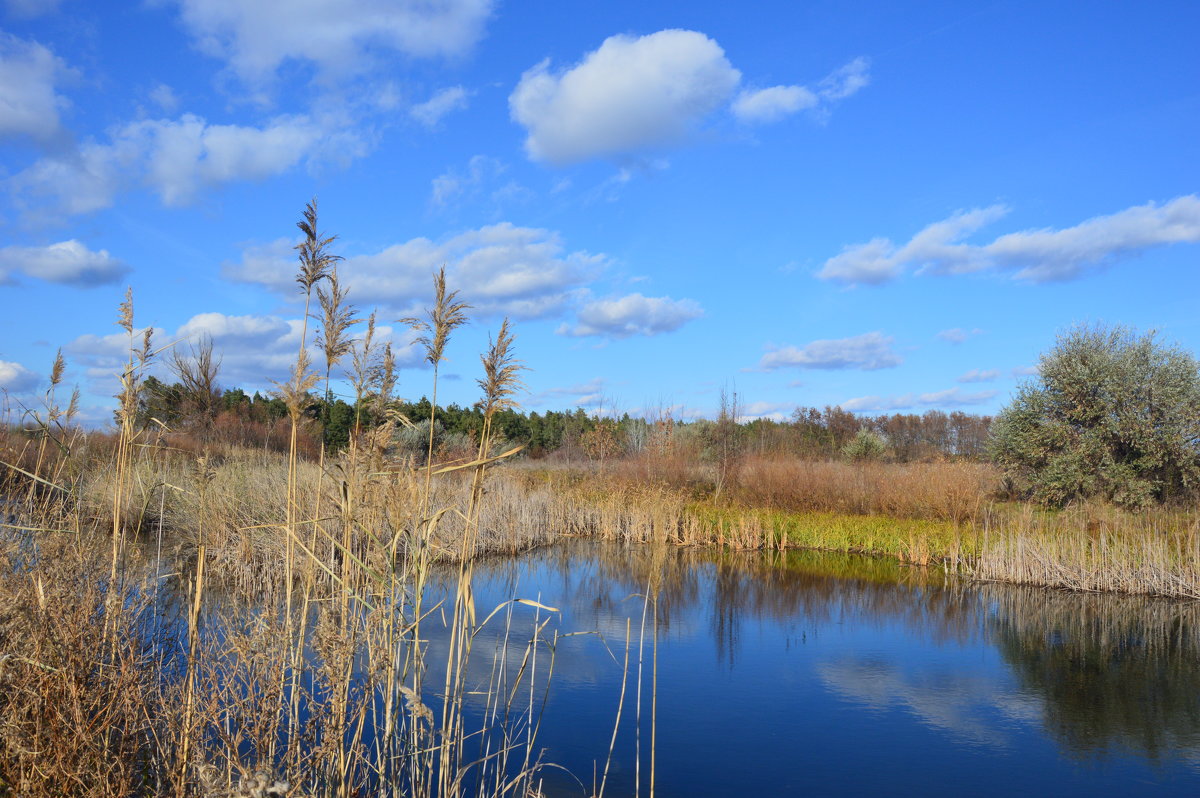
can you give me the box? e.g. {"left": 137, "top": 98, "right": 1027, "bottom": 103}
{"left": 431, "top": 541, "right": 1200, "bottom": 797}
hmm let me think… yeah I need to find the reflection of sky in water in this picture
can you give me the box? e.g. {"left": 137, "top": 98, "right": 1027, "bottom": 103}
{"left": 430, "top": 543, "right": 1200, "bottom": 798}
{"left": 815, "top": 655, "right": 1043, "bottom": 749}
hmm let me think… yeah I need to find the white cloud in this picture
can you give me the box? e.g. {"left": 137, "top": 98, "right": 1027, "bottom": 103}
{"left": 937, "top": 327, "right": 984, "bottom": 344}
{"left": 841, "top": 387, "right": 998, "bottom": 412}
{"left": 173, "top": 0, "right": 494, "bottom": 85}
{"left": 758, "top": 332, "right": 901, "bottom": 371}
{"left": 819, "top": 196, "right": 1200, "bottom": 285}
{"left": 732, "top": 56, "right": 869, "bottom": 125}
{"left": 820, "top": 206, "right": 1007, "bottom": 284}
{"left": 0, "top": 360, "right": 40, "bottom": 393}
{"left": 989, "top": 197, "right": 1200, "bottom": 281}
{"left": 558, "top": 293, "right": 703, "bottom": 339}
{"left": 532, "top": 377, "right": 607, "bottom": 409}
{"left": 731, "top": 85, "right": 817, "bottom": 123}
{"left": 957, "top": 368, "right": 999, "bottom": 383}
{"left": 0, "top": 240, "right": 129, "bottom": 286}
{"left": 10, "top": 111, "right": 363, "bottom": 218}
{"left": 1012, "top": 365, "right": 1038, "bottom": 377}
{"left": 819, "top": 237, "right": 900, "bottom": 285}
{"left": 410, "top": 86, "right": 470, "bottom": 127}
{"left": 430, "top": 154, "right": 504, "bottom": 207}
{"left": 816, "top": 56, "right": 871, "bottom": 101}
{"left": 510, "top": 29, "right": 741, "bottom": 164}
{"left": 0, "top": 32, "right": 70, "bottom": 143}
{"left": 739, "top": 400, "right": 792, "bottom": 422}
{"left": 148, "top": 83, "right": 180, "bottom": 113}
{"left": 4, "top": 0, "right": 61, "bottom": 17}
{"left": 225, "top": 222, "right": 605, "bottom": 320}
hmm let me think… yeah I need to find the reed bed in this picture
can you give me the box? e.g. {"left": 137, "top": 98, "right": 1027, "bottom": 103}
{"left": 975, "top": 505, "right": 1200, "bottom": 598}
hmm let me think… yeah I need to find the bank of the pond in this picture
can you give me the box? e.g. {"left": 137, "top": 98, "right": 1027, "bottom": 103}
{"left": 519, "top": 467, "right": 1200, "bottom": 599}
{"left": 7, "top": 449, "right": 1200, "bottom": 600}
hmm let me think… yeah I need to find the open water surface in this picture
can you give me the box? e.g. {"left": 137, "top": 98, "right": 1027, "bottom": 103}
{"left": 425, "top": 542, "right": 1200, "bottom": 797}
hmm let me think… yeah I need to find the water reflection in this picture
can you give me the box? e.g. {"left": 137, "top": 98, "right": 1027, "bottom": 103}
{"left": 987, "top": 587, "right": 1200, "bottom": 762}
{"left": 462, "top": 541, "right": 1200, "bottom": 790}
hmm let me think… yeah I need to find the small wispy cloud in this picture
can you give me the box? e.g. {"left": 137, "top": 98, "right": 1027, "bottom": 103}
{"left": 732, "top": 56, "right": 869, "bottom": 124}
{"left": 956, "top": 368, "right": 999, "bottom": 383}
{"left": 841, "top": 387, "right": 998, "bottom": 412}
{"left": 410, "top": 86, "right": 470, "bottom": 127}
{"left": 739, "top": 400, "right": 792, "bottom": 422}
{"left": 937, "top": 327, "right": 983, "bottom": 344}
{"left": 530, "top": 377, "right": 608, "bottom": 409}
{"left": 758, "top": 332, "right": 901, "bottom": 371}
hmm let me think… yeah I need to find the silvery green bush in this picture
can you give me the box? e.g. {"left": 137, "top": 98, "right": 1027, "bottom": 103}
{"left": 843, "top": 428, "right": 887, "bottom": 462}
{"left": 989, "top": 324, "right": 1200, "bottom": 508}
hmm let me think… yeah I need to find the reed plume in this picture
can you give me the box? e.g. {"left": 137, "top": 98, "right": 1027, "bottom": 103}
{"left": 348, "top": 310, "right": 379, "bottom": 439}
{"left": 403, "top": 265, "right": 470, "bottom": 371}
{"left": 396, "top": 264, "right": 470, "bottom": 546}
{"left": 25, "top": 348, "right": 75, "bottom": 500}
{"left": 477, "top": 318, "right": 525, "bottom": 420}
{"left": 315, "top": 265, "right": 359, "bottom": 405}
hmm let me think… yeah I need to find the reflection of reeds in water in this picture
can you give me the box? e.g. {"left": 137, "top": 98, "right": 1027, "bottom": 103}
{"left": 986, "top": 584, "right": 1200, "bottom": 760}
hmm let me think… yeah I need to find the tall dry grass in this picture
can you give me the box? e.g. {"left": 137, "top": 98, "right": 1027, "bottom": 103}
{"left": 975, "top": 503, "right": 1200, "bottom": 597}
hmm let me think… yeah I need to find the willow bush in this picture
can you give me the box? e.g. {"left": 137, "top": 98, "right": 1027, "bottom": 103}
{"left": 989, "top": 323, "right": 1200, "bottom": 508}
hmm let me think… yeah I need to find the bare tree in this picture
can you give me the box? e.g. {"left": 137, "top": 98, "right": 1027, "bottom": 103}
{"left": 170, "top": 335, "right": 222, "bottom": 429}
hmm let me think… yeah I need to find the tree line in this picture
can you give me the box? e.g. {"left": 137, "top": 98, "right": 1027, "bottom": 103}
{"left": 134, "top": 369, "right": 992, "bottom": 464}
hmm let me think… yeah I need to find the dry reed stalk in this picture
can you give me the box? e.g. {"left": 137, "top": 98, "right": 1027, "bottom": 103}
{"left": 178, "top": 543, "right": 207, "bottom": 792}
{"left": 313, "top": 264, "right": 359, "bottom": 578}
{"left": 284, "top": 198, "right": 340, "bottom": 628}
{"left": 384, "top": 266, "right": 470, "bottom": 795}
{"left": 598, "top": 617, "right": 632, "bottom": 798}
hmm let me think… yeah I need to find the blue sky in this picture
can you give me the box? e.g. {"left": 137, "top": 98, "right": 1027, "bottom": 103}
{"left": 1, "top": 0, "right": 1197, "bottom": 425}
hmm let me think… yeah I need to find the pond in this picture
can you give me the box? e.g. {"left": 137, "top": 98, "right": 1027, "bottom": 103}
{"left": 417, "top": 541, "right": 1200, "bottom": 797}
